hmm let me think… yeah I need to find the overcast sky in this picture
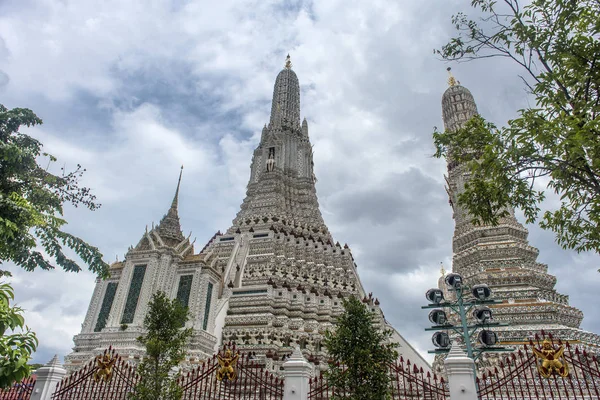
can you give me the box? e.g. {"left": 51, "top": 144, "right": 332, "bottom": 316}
{"left": 1, "top": 0, "right": 598, "bottom": 365}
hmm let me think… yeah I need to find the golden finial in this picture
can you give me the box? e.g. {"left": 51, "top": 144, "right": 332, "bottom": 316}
{"left": 440, "top": 262, "right": 446, "bottom": 276}
{"left": 285, "top": 54, "right": 292, "bottom": 70}
{"left": 447, "top": 67, "right": 457, "bottom": 87}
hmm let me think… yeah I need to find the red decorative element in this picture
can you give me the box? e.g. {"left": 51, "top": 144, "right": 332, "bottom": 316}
{"left": 179, "top": 343, "right": 283, "bottom": 399}
{"left": 52, "top": 348, "right": 138, "bottom": 400}
{"left": 0, "top": 375, "right": 36, "bottom": 400}
{"left": 477, "top": 331, "right": 600, "bottom": 399}
{"left": 308, "top": 357, "right": 449, "bottom": 399}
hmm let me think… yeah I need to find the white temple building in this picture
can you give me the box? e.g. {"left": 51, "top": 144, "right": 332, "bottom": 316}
{"left": 64, "top": 56, "right": 429, "bottom": 372}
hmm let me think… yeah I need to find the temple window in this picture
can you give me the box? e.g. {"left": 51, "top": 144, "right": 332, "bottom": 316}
{"left": 176, "top": 275, "right": 193, "bottom": 309}
{"left": 121, "top": 265, "right": 147, "bottom": 324}
{"left": 94, "top": 282, "right": 118, "bottom": 332}
{"left": 202, "top": 282, "right": 214, "bottom": 330}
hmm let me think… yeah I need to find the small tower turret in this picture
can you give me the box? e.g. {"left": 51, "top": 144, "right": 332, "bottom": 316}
{"left": 302, "top": 118, "right": 309, "bottom": 137}
{"left": 441, "top": 68, "right": 478, "bottom": 132}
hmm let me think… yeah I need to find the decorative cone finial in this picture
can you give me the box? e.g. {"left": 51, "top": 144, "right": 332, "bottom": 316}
{"left": 440, "top": 262, "right": 446, "bottom": 276}
{"left": 447, "top": 67, "right": 458, "bottom": 87}
{"left": 285, "top": 54, "right": 292, "bottom": 70}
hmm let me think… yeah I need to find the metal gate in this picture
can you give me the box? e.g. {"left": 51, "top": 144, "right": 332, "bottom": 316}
{"left": 308, "top": 356, "right": 449, "bottom": 400}
{"left": 477, "top": 331, "right": 600, "bottom": 399}
{"left": 51, "top": 347, "right": 139, "bottom": 400}
{"left": 178, "top": 343, "right": 284, "bottom": 399}
{"left": 0, "top": 376, "right": 36, "bottom": 400}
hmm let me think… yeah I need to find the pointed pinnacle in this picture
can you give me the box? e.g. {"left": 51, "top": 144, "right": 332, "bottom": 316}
{"left": 46, "top": 354, "right": 61, "bottom": 367}
{"left": 171, "top": 165, "right": 184, "bottom": 210}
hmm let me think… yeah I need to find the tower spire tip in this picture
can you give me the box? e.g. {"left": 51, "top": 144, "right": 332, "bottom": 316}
{"left": 285, "top": 54, "right": 292, "bottom": 70}
{"left": 447, "top": 67, "right": 458, "bottom": 87}
{"left": 171, "top": 166, "right": 183, "bottom": 210}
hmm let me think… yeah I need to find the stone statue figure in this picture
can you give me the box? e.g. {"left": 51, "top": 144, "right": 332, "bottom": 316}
{"left": 266, "top": 148, "right": 275, "bottom": 172}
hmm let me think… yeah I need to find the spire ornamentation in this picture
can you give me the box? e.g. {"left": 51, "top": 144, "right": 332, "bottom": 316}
{"left": 155, "top": 167, "right": 186, "bottom": 245}
{"left": 172, "top": 165, "right": 183, "bottom": 210}
{"left": 269, "top": 55, "right": 301, "bottom": 129}
{"left": 447, "top": 67, "right": 458, "bottom": 87}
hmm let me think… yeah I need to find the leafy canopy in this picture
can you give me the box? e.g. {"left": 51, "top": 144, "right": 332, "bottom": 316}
{"left": 433, "top": 0, "right": 600, "bottom": 253}
{"left": 323, "top": 296, "right": 398, "bottom": 400}
{"left": 0, "top": 104, "right": 109, "bottom": 277}
{"left": 0, "top": 279, "right": 38, "bottom": 390}
{"left": 130, "top": 291, "right": 192, "bottom": 400}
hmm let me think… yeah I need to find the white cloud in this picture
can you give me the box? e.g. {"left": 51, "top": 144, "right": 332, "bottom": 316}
{"left": 0, "top": 0, "right": 598, "bottom": 365}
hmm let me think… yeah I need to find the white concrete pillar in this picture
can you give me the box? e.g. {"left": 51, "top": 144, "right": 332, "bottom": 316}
{"left": 444, "top": 343, "right": 478, "bottom": 400}
{"left": 30, "top": 355, "right": 67, "bottom": 400}
{"left": 282, "top": 347, "right": 313, "bottom": 400}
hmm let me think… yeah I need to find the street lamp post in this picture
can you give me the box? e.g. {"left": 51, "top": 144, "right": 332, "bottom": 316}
{"left": 423, "top": 272, "right": 513, "bottom": 362}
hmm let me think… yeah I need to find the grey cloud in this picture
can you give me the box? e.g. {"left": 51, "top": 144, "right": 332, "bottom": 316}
{"left": 0, "top": 70, "right": 9, "bottom": 89}
{"left": 328, "top": 168, "right": 445, "bottom": 226}
{"left": 1, "top": 0, "right": 598, "bottom": 365}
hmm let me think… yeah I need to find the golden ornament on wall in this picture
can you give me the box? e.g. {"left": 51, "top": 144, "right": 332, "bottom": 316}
{"left": 217, "top": 349, "right": 239, "bottom": 382}
{"left": 532, "top": 339, "right": 569, "bottom": 378}
{"left": 93, "top": 354, "right": 116, "bottom": 383}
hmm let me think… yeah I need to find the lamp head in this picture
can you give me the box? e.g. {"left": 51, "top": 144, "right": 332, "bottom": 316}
{"left": 432, "top": 332, "right": 451, "bottom": 348}
{"left": 445, "top": 273, "right": 463, "bottom": 289}
{"left": 428, "top": 309, "right": 448, "bottom": 325}
{"left": 426, "top": 288, "right": 445, "bottom": 305}
{"left": 472, "top": 284, "right": 492, "bottom": 300}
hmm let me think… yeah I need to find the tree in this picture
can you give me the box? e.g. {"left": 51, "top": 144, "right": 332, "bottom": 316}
{"left": 131, "top": 291, "right": 192, "bottom": 400}
{"left": 0, "top": 104, "right": 109, "bottom": 276}
{"left": 433, "top": 0, "right": 600, "bottom": 253}
{"left": 0, "top": 104, "right": 108, "bottom": 388}
{"left": 0, "top": 278, "right": 38, "bottom": 390}
{"left": 323, "top": 296, "right": 398, "bottom": 400}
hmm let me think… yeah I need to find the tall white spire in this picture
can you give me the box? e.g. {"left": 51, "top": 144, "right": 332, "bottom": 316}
{"left": 269, "top": 54, "right": 301, "bottom": 130}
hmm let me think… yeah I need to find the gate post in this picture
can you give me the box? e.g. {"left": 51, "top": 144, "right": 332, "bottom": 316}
{"left": 30, "top": 355, "right": 67, "bottom": 400}
{"left": 444, "top": 343, "right": 478, "bottom": 400}
{"left": 282, "top": 347, "right": 313, "bottom": 400}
